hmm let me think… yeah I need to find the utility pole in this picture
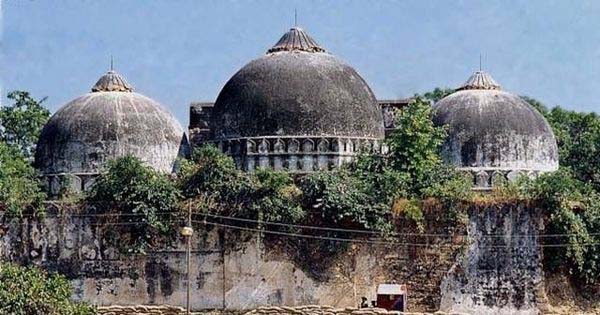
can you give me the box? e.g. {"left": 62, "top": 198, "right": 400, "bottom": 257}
{"left": 181, "top": 201, "right": 194, "bottom": 315}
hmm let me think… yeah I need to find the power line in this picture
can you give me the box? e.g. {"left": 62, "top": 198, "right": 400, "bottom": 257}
{"left": 198, "top": 220, "right": 600, "bottom": 249}
{"left": 5, "top": 210, "right": 600, "bottom": 239}
{"left": 4, "top": 216, "right": 600, "bottom": 248}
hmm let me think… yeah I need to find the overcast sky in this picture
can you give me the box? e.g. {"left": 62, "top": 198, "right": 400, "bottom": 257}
{"left": 2, "top": 0, "right": 600, "bottom": 125}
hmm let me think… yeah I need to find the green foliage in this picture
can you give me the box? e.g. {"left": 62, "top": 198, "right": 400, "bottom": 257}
{"left": 512, "top": 169, "right": 600, "bottom": 283}
{"left": 386, "top": 96, "right": 453, "bottom": 195}
{"left": 87, "top": 156, "right": 181, "bottom": 253}
{"left": 1, "top": 91, "right": 50, "bottom": 158}
{"left": 248, "top": 168, "right": 304, "bottom": 224}
{"left": 422, "top": 87, "right": 454, "bottom": 103}
{"left": 178, "top": 145, "right": 252, "bottom": 215}
{"left": 0, "top": 262, "right": 95, "bottom": 315}
{"left": 0, "top": 142, "right": 45, "bottom": 216}
{"left": 179, "top": 145, "right": 305, "bottom": 225}
{"left": 547, "top": 108, "right": 600, "bottom": 190}
{"left": 301, "top": 167, "right": 394, "bottom": 234}
{"left": 521, "top": 95, "right": 548, "bottom": 116}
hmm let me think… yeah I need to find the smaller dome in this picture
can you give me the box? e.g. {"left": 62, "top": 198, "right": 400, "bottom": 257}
{"left": 433, "top": 71, "right": 558, "bottom": 182}
{"left": 35, "top": 70, "right": 187, "bottom": 176}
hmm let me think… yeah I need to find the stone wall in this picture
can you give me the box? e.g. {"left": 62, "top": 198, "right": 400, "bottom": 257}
{"left": 0, "top": 202, "right": 545, "bottom": 314}
{"left": 0, "top": 204, "right": 461, "bottom": 312}
{"left": 440, "top": 203, "right": 545, "bottom": 315}
{"left": 96, "top": 305, "right": 462, "bottom": 315}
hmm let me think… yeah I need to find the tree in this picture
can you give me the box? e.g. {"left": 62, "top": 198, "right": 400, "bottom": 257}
{"left": 385, "top": 96, "right": 448, "bottom": 194}
{"left": 423, "top": 87, "right": 454, "bottom": 103}
{"left": 248, "top": 168, "right": 305, "bottom": 224}
{"left": 522, "top": 96, "right": 600, "bottom": 191}
{"left": 0, "top": 262, "right": 95, "bottom": 315}
{"left": 87, "top": 156, "right": 181, "bottom": 253}
{"left": 1, "top": 91, "right": 50, "bottom": 158}
{"left": 177, "top": 145, "right": 253, "bottom": 216}
{"left": 521, "top": 95, "right": 548, "bottom": 116}
{"left": 0, "top": 142, "right": 45, "bottom": 216}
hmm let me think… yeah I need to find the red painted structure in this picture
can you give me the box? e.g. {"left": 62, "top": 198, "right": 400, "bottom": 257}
{"left": 376, "top": 284, "right": 407, "bottom": 312}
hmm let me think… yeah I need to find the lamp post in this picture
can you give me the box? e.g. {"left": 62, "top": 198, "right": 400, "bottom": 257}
{"left": 181, "top": 205, "right": 194, "bottom": 315}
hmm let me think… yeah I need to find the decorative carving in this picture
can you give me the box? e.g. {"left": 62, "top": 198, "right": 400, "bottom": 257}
{"left": 491, "top": 171, "right": 506, "bottom": 187}
{"left": 288, "top": 139, "right": 300, "bottom": 153}
{"left": 506, "top": 170, "right": 522, "bottom": 182}
{"left": 302, "top": 139, "right": 314, "bottom": 153}
{"left": 274, "top": 139, "right": 285, "bottom": 153}
{"left": 213, "top": 136, "right": 382, "bottom": 172}
{"left": 258, "top": 138, "right": 269, "bottom": 154}
{"left": 332, "top": 139, "right": 341, "bottom": 152}
{"left": 246, "top": 139, "right": 257, "bottom": 153}
{"left": 231, "top": 140, "right": 241, "bottom": 155}
{"left": 302, "top": 155, "right": 314, "bottom": 172}
{"left": 475, "top": 170, "right": 490, "bottom": 188}
{"left": 382, "top": 105, "right": 395, "bottom": 129}
{"left": 317, "top": 139, "right": 329, "bottom": 152}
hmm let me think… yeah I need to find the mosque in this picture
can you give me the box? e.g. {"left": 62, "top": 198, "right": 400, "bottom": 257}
{"left": 34, "top": 26, "right": 559, "bottom": 194}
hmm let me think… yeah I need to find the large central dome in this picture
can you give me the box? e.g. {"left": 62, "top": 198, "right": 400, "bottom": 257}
{"left": 211, "top": 27, "right": 384, "bottom": 140}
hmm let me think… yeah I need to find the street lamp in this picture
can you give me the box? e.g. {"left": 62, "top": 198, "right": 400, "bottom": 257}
{"left": 181, "top": 209, "right": 194, "bottom": 315}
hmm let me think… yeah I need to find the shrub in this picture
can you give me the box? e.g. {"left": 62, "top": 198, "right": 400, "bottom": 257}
{"left": 1, "top": 91, "right": 50, "bottom": 159}
{"left": 178, "top": 145, "right": 253, "bottom": 216}
{"left": 247, "top": 168, "right": 305, "bottom": 224}
{"left": 516, "top": 168, "right": 600, "bottom": 283}
{"left": 87, "top": 156, "right": 181, "bottom": 253}
{"left": 301, "top": 167, "right": 394, "bottom": 234}
{"left": 385, "top": 97, "right": 448, "bottom": 195}
{"left": 0, "top": 262, "right": 95, "bottom": 315}
{"left": 0, "top": 142, "right": 45, "bottom": 216}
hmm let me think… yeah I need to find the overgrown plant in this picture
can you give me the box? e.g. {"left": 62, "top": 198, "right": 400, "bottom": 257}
{"left": 0, "top": 262, "right": 96, "bottom": 315}
{"left": 1, "top": 91, "right": 50, "bottom": 159}
{"left": 87, "top": 156, "right": 181, "bottom": 253}
{"left": 0, "top": 142, "right": 45, "bottom": 216}
{"left": 386, "top": 97, "right": 448, "bottom": 195}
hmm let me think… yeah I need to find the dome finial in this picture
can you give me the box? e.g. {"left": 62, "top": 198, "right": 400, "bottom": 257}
{"left": 267, "top": 26, "right": 326, "bottom": 54}
{"left": 91, "top": 67, "right": 134, "bottom": 92}
{"left": 457, "top": 70, "right": 501, "bottom": 91}
{"left": 294, "top": 8, "right": 297, "bottom": 27}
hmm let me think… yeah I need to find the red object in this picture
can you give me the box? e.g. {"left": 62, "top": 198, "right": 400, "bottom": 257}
{"left": 376, "top": 284, "right": 407, "bottom": 311}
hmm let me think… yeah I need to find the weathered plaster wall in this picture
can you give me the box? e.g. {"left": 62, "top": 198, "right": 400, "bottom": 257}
{"left": 0, "top": 202, "right": 544, "bottom": 314}
{"left": 440, "top": 203, "right": 545, "bottom": 315}
{"left": 0, "top": 206, "right": 460, "bottom": 312}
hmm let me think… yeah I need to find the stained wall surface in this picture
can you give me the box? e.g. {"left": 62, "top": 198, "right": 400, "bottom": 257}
{"left": 0, "top": 203, "right": 544, "bottom": 314}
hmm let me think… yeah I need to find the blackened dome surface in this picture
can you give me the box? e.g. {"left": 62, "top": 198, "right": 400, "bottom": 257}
{"left": 211, "top": 28, "right": 384, "bottom": 140}
{"left": 35, "top": 71, "right": 186, "bottom": 174}
{"left": 433, "top": 72, "right": 558, "bottom": 171}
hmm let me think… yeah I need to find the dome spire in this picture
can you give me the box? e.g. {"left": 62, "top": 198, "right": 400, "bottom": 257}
{"left": 267, "top": 26, "right": 326, "bottom": 54}
{"left": 91, "top": 62, "right": 134, "bottom": 93}
{"left": 457, "top": 70, "right": 501, "bottom": 91}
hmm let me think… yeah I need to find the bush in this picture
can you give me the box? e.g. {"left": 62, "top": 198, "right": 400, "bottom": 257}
{"left": 385, "top": 97, "right": 448, "bottom": 195}
{"left": 301, "top": 166, "right": 394, "bottom": 234}
{"left": 87, "top": 156, "right": 181, "bottom": 253}
{"left": 0, "top": 262, "right": 95, "bottom": 315}
{"left": 247, "top": 168, "right": 305, "bottom": 224}
{"left": 178, "top": 145, "right": 253, "bottom": 216}
{"left": 1, "top": 91, "right": 50, "bottom": 159}
{"left": 0, "top": 142, "right": 45, "bottom": 216}
{"left": 514, "top": 168, "right": 600, "bottom": 283}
